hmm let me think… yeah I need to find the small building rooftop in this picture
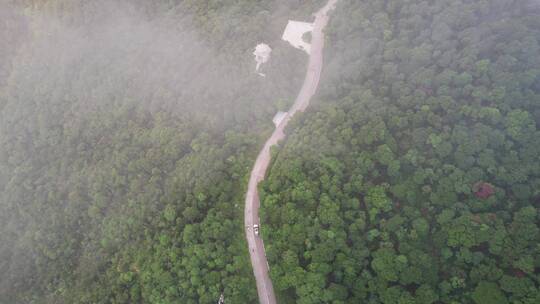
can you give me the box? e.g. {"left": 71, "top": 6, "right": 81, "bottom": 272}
{"left": 273, "top": 111, "right": 288, "bottom": 127}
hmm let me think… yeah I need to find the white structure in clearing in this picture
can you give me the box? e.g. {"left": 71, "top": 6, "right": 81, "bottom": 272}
{"left": 253, "top": 43, "right": 272, "bottom": 76}
{"left": 272, "top": 111, "right": 288, "bottom": 127}
{"left": 281, "top": 21, "right": 314, "bottom": 54}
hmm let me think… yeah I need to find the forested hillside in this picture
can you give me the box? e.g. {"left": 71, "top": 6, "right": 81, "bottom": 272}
{"left": 2, "top": 0, "right": 539, "bottom": 303}
{"left": 0, "top": 0, "right": 321, "bottom": 303}
{"left": 261, "top": 0, "right": 540, "bottom": 303}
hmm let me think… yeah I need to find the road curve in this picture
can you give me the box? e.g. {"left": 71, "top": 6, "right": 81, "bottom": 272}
{"left": 244, "top": 1, "right": 339, "bottom": 303}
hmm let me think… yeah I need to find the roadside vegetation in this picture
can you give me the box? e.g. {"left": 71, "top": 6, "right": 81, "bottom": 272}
{"left": 261, "top": 0, "right": 540, "bottom": 303}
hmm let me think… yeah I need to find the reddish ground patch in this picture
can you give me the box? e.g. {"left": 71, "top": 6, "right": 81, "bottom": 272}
{"left": 473, "top": 182, "right": 494, "bottom": 199}
{"left": 513, "top": 269, "right": 526, "bottom": 278}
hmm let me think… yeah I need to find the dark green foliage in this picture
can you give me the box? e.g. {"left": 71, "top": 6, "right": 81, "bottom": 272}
{"left": 471, "top": 282, "right": 508, "bottom": 304}
{"left": 0, "top": 0, "right": 325, "bottom": 303}
{"left": 261, "top": 0, "right": 540, "bottom": 303}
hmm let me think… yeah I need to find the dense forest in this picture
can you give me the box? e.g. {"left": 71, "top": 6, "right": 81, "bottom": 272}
{"left": 1, "top": 0, "right": 539, "bottom": 303}
{"left": 0, "top": 0, "right": 323, "bottom": 303}
{"left": 261, "top": 0, "right": 540, "bottom": 303}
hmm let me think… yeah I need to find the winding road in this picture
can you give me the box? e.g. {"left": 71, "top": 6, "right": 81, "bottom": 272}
{"left": 244, "top": 1, "right": 339, "bottom": 303}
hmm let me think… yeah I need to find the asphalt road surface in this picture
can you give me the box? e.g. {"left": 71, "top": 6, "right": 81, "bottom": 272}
{"left": 244, "top": 1, "right": 339, "bottom": 303}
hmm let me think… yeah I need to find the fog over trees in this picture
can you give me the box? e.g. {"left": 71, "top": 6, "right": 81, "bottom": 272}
{"left": 0, "top": 0, "right": 319, "bottom": 302}
{"left": 0, "top": 0, "right": 539, "bottom": 303}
